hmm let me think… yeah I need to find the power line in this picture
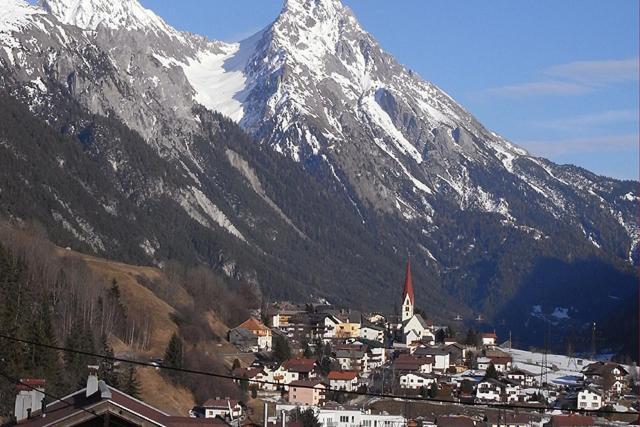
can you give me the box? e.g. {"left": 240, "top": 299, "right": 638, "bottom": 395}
{"left": 0, "top": 332, "right": 633, "bottom": 416}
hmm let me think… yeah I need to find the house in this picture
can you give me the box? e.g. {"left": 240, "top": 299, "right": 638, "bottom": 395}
{"left": 17, "top": 368, "right": 229, "bottom": 426}
{"left": 507, "top": 368, "right": 537, "bottom": 387}
{"left": 310, "top": 405, "right": 406, "bottom": 427}
{"left": 367, "top": 346, "right": 387, "bottom": 369}
{"left": 477, "top": 356, "right": 512, "bottom": 372}
{"left": 481, "top": 332, "right": 498, "bottom": 346}
{"left": 192, "top": 399, "right": 243, "bottom": 420}
{"left": 334, "top": 314, "right": 360, "bottom": 339}
{"left": 503, "top": 380, "right": 521, "bottom": 403}
{"left": 413, "top": 347, "right": 450, "bottom": 371}
{"left": 445, "top": 342, "right": 466, "bottom": 365}
{"left": 14, "top": 379, "right": 45, "bottom": 422}
{"left": 335, "top": 348, "right": 368, "bottom": 373}
{"left": 327, "top": 371, "right": 359, "bottom": 391}
{"left": 229, "top": 328, "right": 259, "bottom": 353}
{"left": 582, "top": 362, "right": 628, "bottom": 383}
{"left": 232, "top": 367, "right": 267, "bottom": 390}
{"left": 436, "top": 415, "right": 478, "bottom": 426}
{"left": 233, "top": 318, "right": 272, "bottom": 351}
{"left": 476, "top": 378, "right": 504, "bottom": 402}
{"left": 399, "top": 372, "right": 437, "bottom": 390}
{"left": 485, "top": 413, "right": 531, "bottom": 427}
{"left": 288, "top": 380, "right": 326, "bottom": 406}
{"left": 282, "top": 358, "right": 317, "bottom": 382}
{"left": 577, "top": 389, "right": 602, "bottom": 410}
{"left": 268, "top": 303, "right": 307, "bottom": 328}
{"left": 544, "top": 414, "right": 594, "bottom": 426}
{"left": 278, "top": 313, "right": 315, "bottom": 344}
{"left": 393, "top": 354, "right": 433, "bottom": 373}
{"left": 359, "top": 321, "right": 385, "bottom": 343}
{"left": 320, "top": 313, "right": 342, "bottom": 341}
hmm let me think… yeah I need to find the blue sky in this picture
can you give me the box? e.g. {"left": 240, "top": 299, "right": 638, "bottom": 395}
{"left": 140, "top": 0, "right": 638, "bottom": 180}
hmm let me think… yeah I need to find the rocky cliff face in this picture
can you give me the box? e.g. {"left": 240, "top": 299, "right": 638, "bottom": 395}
{"left": 0, "top": 0, "right": 637, "bottom": 350}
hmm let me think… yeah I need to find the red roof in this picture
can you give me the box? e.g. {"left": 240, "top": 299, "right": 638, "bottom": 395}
{"left": 236, "top": 317, "right": 270, "bottom": 332}
{"left": 16, "top": 379, "right": 45, "bottom": 391}
{"left": 550, "top": 415, "right": 594, "bottom": 426}
{"left": 403, "top": 259, "right": 414, "bottom": 304}
{"left": 283, "top": 358, "right": 316, "bottom": 373}
{"left": 482, "top": 332, "right": 497, "bottom": 339}
{"left": 201, "top": 399, "right": 240, "bottom": 409}
{"left": 437, "top": 415, "right": 476, "bottom": 427}
{"left": 327, "top": 371, "right": 358, "bottom": 381}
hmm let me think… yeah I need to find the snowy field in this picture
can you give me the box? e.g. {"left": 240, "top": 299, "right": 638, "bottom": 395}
{"left": 501, "top": 347, "right": 597, "bottom": 387}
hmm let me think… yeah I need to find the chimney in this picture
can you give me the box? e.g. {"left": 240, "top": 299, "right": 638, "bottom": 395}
{"left": 14, "top": 379, "right": 45, "bottom": 422}
{"left": 86, "top": 365, "right": 99, "bottom": 397}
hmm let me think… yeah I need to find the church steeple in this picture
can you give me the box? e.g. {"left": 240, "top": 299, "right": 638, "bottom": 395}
{"left": 401, "top": 259, "right": 414, "bottom": 322}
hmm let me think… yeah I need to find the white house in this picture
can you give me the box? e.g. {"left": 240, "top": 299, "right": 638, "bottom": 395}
{"left": 327, "top": 371, "right": 359, "bottom": 392}
{"left": 399, "top": 373, "right": 437, "bottom": 390}
{"left": 504, "top": 382, "right": 521, "bottom": 403}
{"left": 577, "top": 389, "right": 602, "bottom": 410}
{"left": 315, "top": 407, "right": 406, "bottom": 427}
{"left": 506, "top": 369, "right": 537, "bottom": 387}
{"left": 195, "top": 399, "right": 243, "bottom": 420}
{"left": 413, "top": 347, "right": 450, "bottom": 371}
{"left": 367, "top": 347, "right": 386, "bottom": 369}
{"left": 481, "top": 332, "right": 497, "bottom": 346}
{"left": 322, "top": 315, "right": 342, "bottom": 341}
{"left": 476, "top": 379, "right": 503, "bottom": 402}
{"left": 477, "top": 356, "right": 512, "bottom": 372}
{"left": 360, "top": 323, "right": 385, "bottom": 343}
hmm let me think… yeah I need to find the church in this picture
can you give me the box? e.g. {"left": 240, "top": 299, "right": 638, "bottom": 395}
{"left": 399, "top": 260, "right": 435, "bottom": 346}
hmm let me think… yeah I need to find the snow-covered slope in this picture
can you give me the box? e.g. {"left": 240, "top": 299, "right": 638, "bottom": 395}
{"left": 0, "top": 0, "right": 637, "bottom": 344}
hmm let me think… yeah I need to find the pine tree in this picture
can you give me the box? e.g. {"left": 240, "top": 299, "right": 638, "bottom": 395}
{"left": 121, "top": 365, "right": 141, "bottom": 399}
{"left": 163, "top": 333, "right": 184, "bottom": 382}
{"left": 428, "top": 381, "right": 438, "bottom": 398}
{"left": 272, "top": 335, "right": 291, "bottom": 363}
{"left": 485, "top": 363, "right": 498, "bottom": 380}
{"left": 98, "top": 334, "right": 119, "bottom": 387}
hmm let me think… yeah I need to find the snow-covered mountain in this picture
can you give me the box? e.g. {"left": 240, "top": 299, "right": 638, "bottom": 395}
{"left": 0, "top": 0, "right": 637, "bottom": 348}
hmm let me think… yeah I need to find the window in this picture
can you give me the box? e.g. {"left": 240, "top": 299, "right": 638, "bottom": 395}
{"left": 340, "top": 416, "right": 349, "bottom": 422}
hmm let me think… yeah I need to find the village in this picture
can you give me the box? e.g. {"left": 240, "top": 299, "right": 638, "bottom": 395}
{"left": 12, "top": 261, "right": 639, "bottom": 427}
{"left": 199, "top": 261, "right": 639, "bottom": 426}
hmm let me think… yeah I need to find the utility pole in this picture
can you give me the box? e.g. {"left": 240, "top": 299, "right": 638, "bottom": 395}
{"left": 591, "top": 322, "right": 597, "bottom": 360}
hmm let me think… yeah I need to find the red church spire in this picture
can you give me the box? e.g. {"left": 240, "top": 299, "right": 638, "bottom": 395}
{"left": 403, "top": 259, "right": 414, "bottom": 304}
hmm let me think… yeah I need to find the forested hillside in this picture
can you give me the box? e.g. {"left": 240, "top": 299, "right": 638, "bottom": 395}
{"left": 0, "top": 223, "right": 257, "bottom": 418}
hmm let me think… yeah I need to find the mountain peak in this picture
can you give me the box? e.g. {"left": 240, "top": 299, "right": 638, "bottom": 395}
{"left": 282, "top": 0, "right": 346, "bottom": 15}
{"left": 38, "top": 0, "right": 171, "bottom": 33}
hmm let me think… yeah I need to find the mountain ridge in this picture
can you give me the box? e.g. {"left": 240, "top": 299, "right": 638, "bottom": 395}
{"left": 0, "top": 0, "right": 637, "bottom": 352}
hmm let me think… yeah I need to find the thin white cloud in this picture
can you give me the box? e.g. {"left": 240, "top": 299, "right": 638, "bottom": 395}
{"left": 535, "top": 109, "right": 639, "bottom": 131}
{"left": 481, "top": 57, "right": 638, "bottom": 98}
{"left": 521, "top": 133, "right": 638, "bottom": 156}
{"left": 545, "top": 58, "right": 639, "bottom": 85}
{"left": 227, "top": 26, "right": 263, "bottom": 42}
{"left": 484, "top": 81, "right": 591, "bottom": 97}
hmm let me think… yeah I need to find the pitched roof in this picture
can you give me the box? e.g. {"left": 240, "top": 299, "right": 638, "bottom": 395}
{"left": 19, "top": 382, "right": 191, "bottom": 426}
{"left": 481, "top": 332, "right": 497, "bottom": 339}
{"left": 550, "top": 414, "right": 594, "bottom": 426}
{"left": 437, "top": 415, "right": 476, "bottom": 427}
{"left": 403, "top": 259, "right": 414, "bottom": 304}
{"left": 327, "top": 371, "right": 359, "bottom": 380}
{"left": 485, "top": 413, "right": 532, "bottom": 424}
{"left": 283, "top": 358, "right": 316, "bottom": 373}
{"left": 288, "top": 379, "right": 326, "bottom": 388}
{"left": 201, "top": 399, "right": 240, "bottom": 409}
{"left": 236, "top": 317, "right": 270, "bottom": 332}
